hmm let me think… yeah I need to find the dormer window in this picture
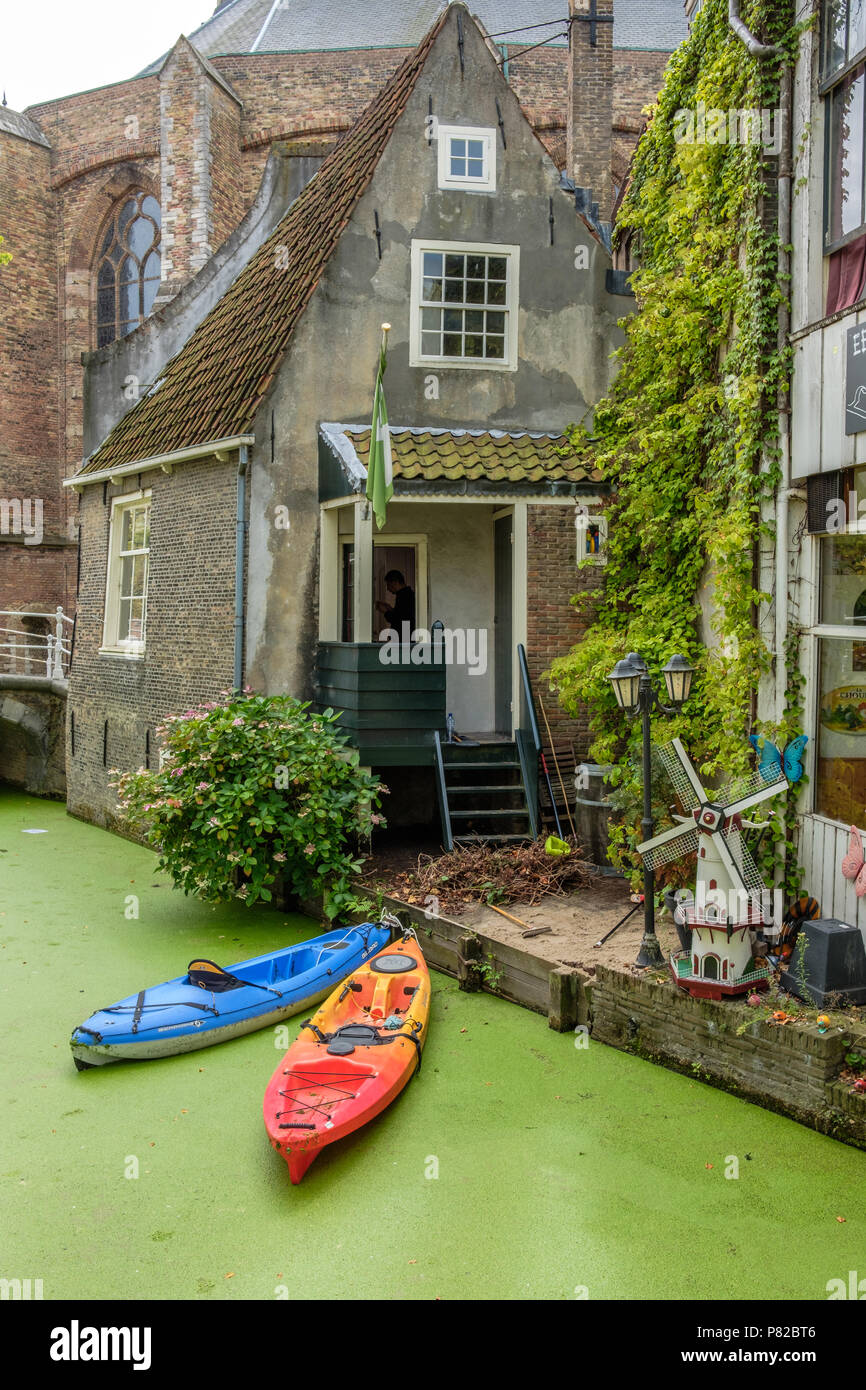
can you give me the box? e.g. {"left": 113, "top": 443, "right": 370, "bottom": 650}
{"left": 437, "top": 125, "right": 496, "bottom": 193}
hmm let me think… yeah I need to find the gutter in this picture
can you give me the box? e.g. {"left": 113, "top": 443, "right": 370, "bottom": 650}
{"left": 728, "top": 0, "right": 781, "bottom": 58}
{"left": 63, "top": 435, "right": 256, "bottom": 490}
{"left": 234, "top": 445, "right": 249, "bottom": 693}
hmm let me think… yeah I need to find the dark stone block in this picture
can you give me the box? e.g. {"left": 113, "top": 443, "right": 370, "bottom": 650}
{"left": 780, "top": 918, "right": 866, "bottom": 1007}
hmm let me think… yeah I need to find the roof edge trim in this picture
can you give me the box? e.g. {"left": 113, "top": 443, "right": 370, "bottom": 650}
{"left": 65, "top": 434, "right": 256, "bottom": 489}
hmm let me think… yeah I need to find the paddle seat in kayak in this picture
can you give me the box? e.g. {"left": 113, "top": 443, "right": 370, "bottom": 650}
{"left": 70, "top": 922, "right": 391, "bottom": 1068}
{"left": 263, "top": 933, "right": 430, "bottom": 1183}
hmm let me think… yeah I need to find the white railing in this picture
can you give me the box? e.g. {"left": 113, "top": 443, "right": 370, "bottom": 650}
{"left": 0, "top": 607, "right": 73, "bottom": 680}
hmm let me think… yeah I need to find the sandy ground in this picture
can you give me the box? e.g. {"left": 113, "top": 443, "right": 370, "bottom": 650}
{"left": 448, "top": 873, "right": 682, "bottom": 975}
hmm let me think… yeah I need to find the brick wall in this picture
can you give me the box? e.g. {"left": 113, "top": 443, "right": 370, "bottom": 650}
{"left": 66, "top": 457, "right": 240, "bottom": 825}
{"left": 589, "top": 963, "right": 866, "bottom": 1148}
{"left": 525, "top": 504, "right": 600, "bottom": 756}
{"left": 0, "top": 129, "right": 77, "bottom": 614}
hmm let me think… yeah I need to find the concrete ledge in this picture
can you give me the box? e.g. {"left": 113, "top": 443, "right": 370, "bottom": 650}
{"left": 384, "top": 896, "right": 866, "bottom": 1150}
{"left": 0, "top": 675, "right": 68, "bottom": 696}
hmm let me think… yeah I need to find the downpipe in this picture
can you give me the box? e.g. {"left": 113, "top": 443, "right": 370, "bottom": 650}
{"left": 234, "top": 445, "right": 249, "bottom": 693}
{"left": 728, "top": 0, "right": 782, "bottom": 59}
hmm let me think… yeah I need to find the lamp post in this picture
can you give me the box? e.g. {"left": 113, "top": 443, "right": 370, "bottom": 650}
{"left": 607, "top": 651, "right": 696, "bottom": 968}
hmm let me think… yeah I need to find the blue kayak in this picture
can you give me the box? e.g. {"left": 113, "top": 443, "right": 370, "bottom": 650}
{"left": 70, "top": 922, "right": 392, "bottom": 1068}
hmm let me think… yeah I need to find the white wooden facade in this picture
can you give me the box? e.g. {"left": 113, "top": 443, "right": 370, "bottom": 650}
{"left": 780, "top": 1, "right": 866, "bottom": 942}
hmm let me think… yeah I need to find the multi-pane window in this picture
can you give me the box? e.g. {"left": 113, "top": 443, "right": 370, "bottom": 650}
{"left": 808, "top": 463, "right": 866, "bottom": 822}
{"left": 96, "top": 191, "right": 161, "bottom": 347}
{"left": 437, "top": 126, "right": 496, "bottom": 192}
{"left": 102, "top": 496, "right": 151, "bottom": 654}
{"left": 410, "top": 241, "right": 518, "bottom": 369}
{"left": 823, "top": 2, "right": 866, "bottom": 249}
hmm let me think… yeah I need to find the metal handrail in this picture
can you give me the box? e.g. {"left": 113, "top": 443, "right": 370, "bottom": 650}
{"left": 516, "top": 643, "right": 542, "bottom": 752}
{"left": 0, "top": 606, "right": 72, "bottom": 679}
{"left": 432, "top": 730, "right": 454, "bottom": 853}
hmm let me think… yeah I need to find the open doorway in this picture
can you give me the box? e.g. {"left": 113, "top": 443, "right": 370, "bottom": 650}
{"left": 372, "top": 540, "right": 425, "bottom": 639}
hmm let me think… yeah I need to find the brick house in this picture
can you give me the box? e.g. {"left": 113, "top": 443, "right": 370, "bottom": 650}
{"left": 0, "top": 0, "right": 685, "bottom": 655}
{"left": 62, "top": 4, "right": 644, "bottom": 840}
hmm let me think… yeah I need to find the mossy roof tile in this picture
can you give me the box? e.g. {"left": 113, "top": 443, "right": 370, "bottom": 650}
{"left": 339, "top": 426, "right": 597, "bottom": 485}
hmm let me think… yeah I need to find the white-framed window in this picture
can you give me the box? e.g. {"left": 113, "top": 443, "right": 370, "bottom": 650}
{"left": 437, "top": 125, "right": 496, "bottom": 193}
{"left": 575, "top": 509, "right": 608, "bottom": 565}
{"left": 409, "top": 240, "right": 519, "bottom": 371}
{"left": 101, "top": 491, "right": 151, "bottom": 656}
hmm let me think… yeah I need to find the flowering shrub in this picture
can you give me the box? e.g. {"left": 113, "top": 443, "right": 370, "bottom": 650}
{"left": 113, "top": 691, "right": 385, "bottom": 918}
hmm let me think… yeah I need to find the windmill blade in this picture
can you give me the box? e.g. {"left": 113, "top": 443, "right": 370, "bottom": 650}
{"left": 671, "top": 737, "right": 708, "bottom": 805}
{"left": 639, "top": 826, "right": 699, "bottom": 873}
{"left": 657, "top": 742, "right": 701, "bottom": 813}
{"left": 711, "top": 826, "right": 750, "bottom": 897}
{"left": 726, "top": 828, "right": 768, "bottom": 898}
{"left": 723, "top": 776, "right": 788, "bottom": 820}
{"left": 637, "top": 816, "right": 694, "bottom": 857}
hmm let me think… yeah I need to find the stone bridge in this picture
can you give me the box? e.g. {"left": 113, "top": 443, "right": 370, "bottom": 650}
{"left": 0, "top": 675, "right": 66, "bottom": 797}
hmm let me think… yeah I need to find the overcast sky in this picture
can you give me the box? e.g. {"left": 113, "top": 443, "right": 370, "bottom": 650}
{"left": 4, "top": 0, "right": 216, "bottom": 111}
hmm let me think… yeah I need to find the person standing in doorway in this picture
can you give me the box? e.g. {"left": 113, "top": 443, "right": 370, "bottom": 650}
{"left": 375, "top": 569, "right": 415, "bottom": 639}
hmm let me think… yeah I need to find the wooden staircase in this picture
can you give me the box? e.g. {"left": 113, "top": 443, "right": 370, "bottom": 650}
{"left": 434, "top": 735, "right": 538, "bottom": 850}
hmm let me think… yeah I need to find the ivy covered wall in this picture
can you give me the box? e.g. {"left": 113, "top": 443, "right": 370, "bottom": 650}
{"left": 549, "top": 0, "right": 806, "bottom": 889}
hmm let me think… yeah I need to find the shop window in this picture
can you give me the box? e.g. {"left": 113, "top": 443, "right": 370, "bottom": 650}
{"left": 815, "top": 514, "right": 866, "bottom": 821}
{"left": 95, "top": 191, "right": 161, "bottom": 348}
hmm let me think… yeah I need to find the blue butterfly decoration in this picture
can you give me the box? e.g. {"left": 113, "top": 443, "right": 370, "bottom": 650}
{"left": 748, "top": 733, "right": 808, "bottom": 784}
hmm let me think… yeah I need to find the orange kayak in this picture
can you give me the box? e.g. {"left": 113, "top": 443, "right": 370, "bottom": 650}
{"left": 263, "top": 933, "right": 430, "bottom": 1183}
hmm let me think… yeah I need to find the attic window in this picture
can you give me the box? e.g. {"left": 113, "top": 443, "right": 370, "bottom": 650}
{"left": 437, "top": 126, "right": 496, "bottom": 193}
{"left": 409, "top": 240, "right": 519, "bottom": 371}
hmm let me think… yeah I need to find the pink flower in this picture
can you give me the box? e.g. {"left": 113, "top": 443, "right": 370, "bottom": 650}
{"left": 370, "top": 814, "right": 383, "bottom": 825}
{"left": 171, "top": 767, "right": 183, "bottom": 778}
{"left": 209, "top": 816, "right": 220, "bottom": 827}
{"left": 197, "top": 781, "right": 211, "bottom": 791}
{"left": 273, "top": 852, "right": 286, "bottom": 862}
{"left": 304, "top": 843, "right": 315, "bottom": 855}
{"left": 232, "top": 718, "right": 244, "bottom": 727}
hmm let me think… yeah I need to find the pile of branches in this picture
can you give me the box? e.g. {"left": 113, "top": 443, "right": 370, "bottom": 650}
{"left": 362, "top": 836, "right": 593, "bottom": 915}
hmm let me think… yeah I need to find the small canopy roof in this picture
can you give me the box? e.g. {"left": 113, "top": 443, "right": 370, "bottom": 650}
{"left": 319, "top": 422, "right": 604, "bottom": 499}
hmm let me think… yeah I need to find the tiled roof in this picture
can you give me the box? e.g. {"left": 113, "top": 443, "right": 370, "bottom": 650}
{"left": 80, "top": 10, "right": 449, "bottom": 476}
{"left": 140, "top": 0, "right": 686, "bottom": 73}
{"left": 324, "top": 424, "right": 602, "bottom": 487}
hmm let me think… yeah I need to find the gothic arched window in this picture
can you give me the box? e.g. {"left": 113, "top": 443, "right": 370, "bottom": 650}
{"left": 95, "top": 191, "right": 161, "bottom": 348}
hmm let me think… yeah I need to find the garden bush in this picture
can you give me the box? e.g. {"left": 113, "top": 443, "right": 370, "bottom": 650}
{"left": 112, "top": 691, "right": 385, "bottom": 918}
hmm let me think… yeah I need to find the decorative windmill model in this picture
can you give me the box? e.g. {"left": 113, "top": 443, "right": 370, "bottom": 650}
{"left": 636, "top": 738, "right": 789, "bottom": 1000}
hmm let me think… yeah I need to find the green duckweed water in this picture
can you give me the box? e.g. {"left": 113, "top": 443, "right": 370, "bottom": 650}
{"left": 1, "top": 790, "right": 864, "bottom": 1301}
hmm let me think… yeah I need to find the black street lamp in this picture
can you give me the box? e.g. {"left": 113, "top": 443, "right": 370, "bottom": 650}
{"left": 607, "top": 650, "right": 695, "bottom": 968}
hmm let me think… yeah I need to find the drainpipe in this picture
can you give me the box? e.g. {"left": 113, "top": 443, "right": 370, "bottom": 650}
{"left": 773, "top": 60, "right": 794, "bottom": 908}
{"left": 775, "top": 62, "right": 793, "bottom": 725}
{"left": 728, "top": 1, "right": 781, "bottom": 58}
{"left": 234, "top": 445, "right": 249, "bottom": 693}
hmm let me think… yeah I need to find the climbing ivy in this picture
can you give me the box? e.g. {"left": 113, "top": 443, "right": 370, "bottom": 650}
{"left": 549, "top": 0, "right": 807, "bottom": 893}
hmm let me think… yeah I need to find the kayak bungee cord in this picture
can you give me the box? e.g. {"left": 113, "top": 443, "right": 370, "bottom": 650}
{"left": 275, "top": 1069, "right": 377, "bottom": 1126}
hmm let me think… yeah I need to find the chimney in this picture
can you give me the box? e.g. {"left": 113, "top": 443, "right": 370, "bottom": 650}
{"left": 567, "top": 0, "right": 614, "bottom": 223}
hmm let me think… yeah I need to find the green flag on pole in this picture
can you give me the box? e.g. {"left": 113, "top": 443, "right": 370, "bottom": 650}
{"left": 366, "top": 325, "right": 393, "bottom": 530}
